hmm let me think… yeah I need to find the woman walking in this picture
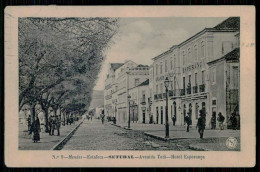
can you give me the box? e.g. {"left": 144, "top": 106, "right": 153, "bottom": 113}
{"left": 29, "top": 116, "right": 41, "bottom": 143}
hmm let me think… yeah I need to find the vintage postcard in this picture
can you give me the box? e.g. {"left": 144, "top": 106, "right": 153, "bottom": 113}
{"left": 4, "top": 6, "right": 255, "bottom": 167}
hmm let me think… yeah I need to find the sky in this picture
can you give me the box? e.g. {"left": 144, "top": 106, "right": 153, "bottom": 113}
{"left": 93, "top": 17, "right": 227, "bottom": 90}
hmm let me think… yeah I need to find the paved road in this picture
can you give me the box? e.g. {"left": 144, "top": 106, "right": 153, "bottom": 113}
{"left": 62, "top": 119, "right": 183, "bottom": 150}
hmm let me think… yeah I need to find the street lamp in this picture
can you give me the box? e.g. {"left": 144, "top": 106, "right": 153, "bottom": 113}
{"left": 132, "top": 101, "right": 136, "bottom": 123}
{"left": 164, "top": 76, "right": 170, "bottom": 138}
{"left": 128, "top": 95, "right": 131, "bottom": 128}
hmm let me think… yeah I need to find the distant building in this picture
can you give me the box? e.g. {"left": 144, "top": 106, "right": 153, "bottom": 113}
{"left": 104, "top": 61, "right": 149, "bottom": 123}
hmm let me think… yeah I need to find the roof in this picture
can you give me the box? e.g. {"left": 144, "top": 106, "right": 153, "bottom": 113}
{"left": 207, "top": 48, "right": 239, "bottom": 65}
{"left": 213, "top": 17, "right": 240, "bottom": 30}
{"left": 152, "top": 18, "right": 239, "bottom": 62}
{"left": 138, "top": 79, "right": 149, "bottom": 86}
{"left": 111, "top": 63, "right": 124, "bottom": 71}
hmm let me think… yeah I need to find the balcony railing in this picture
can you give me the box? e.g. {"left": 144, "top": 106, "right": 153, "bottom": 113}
{"left": 193, "top": 85, "right": 198, "bottom": 94}
{"left": 163, "top": 93, "right": 166, "bottom": 98}
{"left": 169, "top": 90, "right": 174, "bottom": 97}
{"left": 199, "top": 84, "right": 205, "bottom": 92}
{"left": 187, "top": 87, "right": 191, "bottom": 95}
{"left": 180, "top": 89, "right": 185, "bottom": 96}
{"left": 140, "top": 97, "right": 146, "bottom": 105}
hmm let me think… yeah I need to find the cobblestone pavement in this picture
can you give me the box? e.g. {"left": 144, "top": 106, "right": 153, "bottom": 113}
{"left": 62, "top": 120, "right": 188, "bottom": 150}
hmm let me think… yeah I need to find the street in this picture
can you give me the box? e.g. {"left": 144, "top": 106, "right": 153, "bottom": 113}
{"left": 62, "top": 119, "right": 186, "bottom": 150}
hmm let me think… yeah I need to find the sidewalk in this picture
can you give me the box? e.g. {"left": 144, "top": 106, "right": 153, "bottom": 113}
{"left": 110, "top": 122, "right": 240, "bottom": 151}
{"left": 19, "top": 120, "right": 83, "bottom": 150}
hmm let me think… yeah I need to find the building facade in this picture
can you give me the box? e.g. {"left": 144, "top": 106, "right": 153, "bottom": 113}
{"left": 151, "top": 17, "right": 240, "bottom": 128}
{"left": 104, "top": 61, "right": 149, "bottom": 123}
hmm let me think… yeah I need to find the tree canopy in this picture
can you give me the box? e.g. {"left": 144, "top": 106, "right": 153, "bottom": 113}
{"left": 19, "top": 17, "right": 118, "bottom": 116}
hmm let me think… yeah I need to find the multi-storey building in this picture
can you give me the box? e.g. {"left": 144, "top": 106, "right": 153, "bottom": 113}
{"left": 104, "top": 63, "right": 124, "bottom": 118}
{"left": 104, "top": 61, "right": 149, "bottom": 123}
{"left": 151, "top": 17, "right": 240, "bottom": 128}
{"left": 128, "top": 79, "right": 150, "bottom": 124}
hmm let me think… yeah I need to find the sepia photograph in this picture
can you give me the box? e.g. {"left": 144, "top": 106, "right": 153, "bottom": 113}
{"left": 4, "top": 6, "right": 255, "bottom": 167}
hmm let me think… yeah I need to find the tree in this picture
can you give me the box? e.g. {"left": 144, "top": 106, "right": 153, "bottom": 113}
{"left": 19, "top": 17, "right": 118, "bottom": 121}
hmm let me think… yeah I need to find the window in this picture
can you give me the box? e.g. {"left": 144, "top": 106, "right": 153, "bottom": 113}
{"left": 212, "top": 99, "right": 217, "bottom": 106}
{"left": 202, "top": 71, "right": 205, "bottom": 84}
{"left": 160, "top": 83, "right": 163, "bottom": 93}
{"left": 194, "top": 45, "right": 198, "bottom": 61}
{"left": 160, "top": 62, "right": 163, "bottom": 74}
{"left": 135, "top": 78, "right": 140, "bottom": 86}
{"left": 165, "top": 60, "right": 167, "bottom": 72}
{"left": 183, "top": 51, "right": 185, "bottom": 65}
{"left": 211, "top": 68, "right": 216, "bottom": 85}
{"left": 189, "top": 75, "right": 191, "bottom": 84}
{"left": 232, "top": 66, "right": 239, "bottom": 88}
{"left": 201, "top": 41, "right": 205, "bottom": 58}
{"left": 195, "top": 73, "right": 197, "bottom": 85}
{"left": 183, "top": 77, "right": 186, "bottom": 89}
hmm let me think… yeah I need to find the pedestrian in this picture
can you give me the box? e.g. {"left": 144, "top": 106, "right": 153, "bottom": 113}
{"left": 56, "top": 115, "right": 61, "bottom": 136}
{"left": 27, "top": 115, "right": 31, "bottom": 132}
{"left": 210, "top": 114, "right": 216, "bottom": 129}
{"left": 230, "top": 112, "right": 237, "bottom": 130}
{"left": 51, "top": 115, "right": 57, "bottom": 136}
{"left": 101, "top": 115, "right": 105, "bottom": 124}
{"left": 184, "top": 113, "right": 191, "bottom": 132}
{"left": 29, "top": 116, "right": 40, "bottom": 143}
{"left": 196, "top": 110, "right": 206, "bottom": 139}
{"left": 217, "top": 112, "right": 225, "bottom": 130}
{"left": 48, "top": 115, "right": 53, "bottom": 135}
{"left": 235, "top": 112, "right": 240, "bottom": 130}
{"left": 172, "top": 115, "right": 176, "bottom": 126}
{"left": 69, "top": 114, "right": 73, "bottom": 125}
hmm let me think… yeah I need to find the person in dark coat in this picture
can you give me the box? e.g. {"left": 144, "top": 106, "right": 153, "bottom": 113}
{"left": 29, "top": 117, "right": 40, "bottom": 143}
{"left": 230, "top": 112, "right": 237, "bottom": 130}
{"left": 184, "top": 114, "right": 191, "bottom": 132}
{"left": 210, "top": 114, "right": 216, "bottom": 129}
{"left": 51, "top": 115, "right": 57, "bottom": 136}
{"left": 217, "top": 112, "right": 225, "bottom": 130}
{"left": 197, "top": 110, "right": 206, "bottom": 139}
{"left": 56, "top": 115, "right": 61, "bottom": 136}
{"left": 172, "top": 115, "right": 176, "bottom": 126}
{"left": 48, "top": 115, "right": 53, "bottom": 135}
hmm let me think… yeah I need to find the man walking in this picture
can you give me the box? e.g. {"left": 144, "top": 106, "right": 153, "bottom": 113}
{"left": 172, "top": 115, "right": 176, "bottom": 126}
{"left": 56, "top": 115, "right": 61, "bottom": 136}
{"left": 184, "top": 114, "right": 191, "bottom": 132}
{"left": 217, "top": 112, "right": 225, "bottom": 130}
{"left": 197, "top": 110, "right": 206, "bottom": 139}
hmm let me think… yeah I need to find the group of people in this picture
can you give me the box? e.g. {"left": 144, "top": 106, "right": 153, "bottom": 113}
{"left": 48, "top": 115, "right": 61, "bottom": 136}
{"left": 210, "top": 112, "right": 225, "bottom": 130}
{"left": 27, "top": 113, "right": 77, "bottom": 143}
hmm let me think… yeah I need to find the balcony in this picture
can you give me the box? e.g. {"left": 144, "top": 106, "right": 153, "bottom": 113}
{"left": 158, "top": 93, "right": 163, "bottom": 99}
{"left": 140, "top": 97, "right": 146, "bottom": 105}
{"left": 180, "top": 89, "right": 185, "bottom": 96}
{"left": 193, "top": 85, "right": 198, "bottom": 94}
{"left": 163, "top": 93, "right": 166, "bottom": 98}
{"left": 187, "top": 87, "right": 191, "bottom": 95}
{"left": 199, "top": 84, "right": 205, "bottom": 92}
{"left": 169, "top": 90, "right": 174, "bottom": 97}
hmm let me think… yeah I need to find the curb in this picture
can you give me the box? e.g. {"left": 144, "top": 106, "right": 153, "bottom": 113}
{"left": 187, "top": 145, "right": 209, "bottom": 151}
{"left": 144, "top": 132, "right": 170, "bottom": 141}
{"left": 51, "top": 120, "right": 84, "bottom": 150}
{"left": 110, "top": 123, "right": 132, "bottom": 130}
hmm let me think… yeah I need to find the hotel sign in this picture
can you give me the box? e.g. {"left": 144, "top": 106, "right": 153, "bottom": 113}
{"left": 182, "top": 61, "right": 202, "bottom": 73}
